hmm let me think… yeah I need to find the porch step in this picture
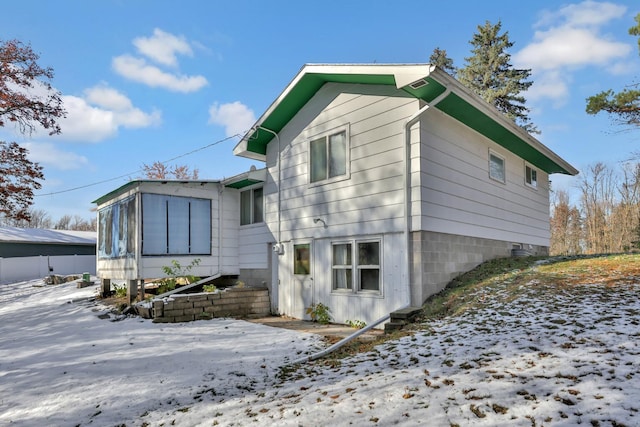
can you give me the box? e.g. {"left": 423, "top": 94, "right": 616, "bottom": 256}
{"left": 385, "top": 306, "right": 422, "bottom": 334}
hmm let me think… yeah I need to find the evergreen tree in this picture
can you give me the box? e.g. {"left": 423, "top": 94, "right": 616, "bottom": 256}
{"left": 429, "top": 47, "right": 456, "bottom": 76}
{"left": 586, "top": 13, "right": 640, "bottom": 128}
{"left": 457, "top": 21, "right": 537, "bottom": 134}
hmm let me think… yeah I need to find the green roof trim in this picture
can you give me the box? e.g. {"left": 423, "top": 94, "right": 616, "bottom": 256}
{"left": 435, "top": 93, "right": 569, "bottom": 174}
{"left": 225, "top": 179, "right": 262, "bottom": 189}
{"left": 236, "top": 64, "right": 577, "bottom": 176}
{"left": 246, "top": 73, "right": 397, "bottom": 155}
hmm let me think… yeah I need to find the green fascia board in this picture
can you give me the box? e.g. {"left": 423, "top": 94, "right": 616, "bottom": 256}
{"left": 241, "top": 68, "right": 573, "bottom": 175}
{"left": 246, "top": 73, "right": 397, "bottom": 155}
{"left": 92, "top": 181, "right": 139, "bottom": 205}
{"left": 435, "top": 93, "right": 568, "bottom": 174}
{"left": 225, "top": 179, "right": 261, "bottom": 189}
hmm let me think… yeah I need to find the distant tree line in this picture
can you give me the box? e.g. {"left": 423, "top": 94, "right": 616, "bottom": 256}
{"left": 550, "top": 162, "right": 640, "bottom": 255}
{"left": 0, "top": 209, "right": 96, "bottom": 231}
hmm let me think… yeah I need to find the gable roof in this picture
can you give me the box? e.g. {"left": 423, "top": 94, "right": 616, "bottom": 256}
{"left": 234, "top": 63, "right": 578, "bottom": 176}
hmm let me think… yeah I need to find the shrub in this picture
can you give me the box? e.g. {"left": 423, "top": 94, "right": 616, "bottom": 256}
{"left": 306, "top": 302, "right": 331, "bottom": 324}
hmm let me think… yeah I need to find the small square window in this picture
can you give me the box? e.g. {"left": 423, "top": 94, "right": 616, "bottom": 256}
{"left": 331, "top": 239, "right": 381, "bottom": 294}
{"left": 525, "top": 165, "right": 538, "bottom": 188}
{"left": 489, "top": 152, "right": 505, "bottom": 183}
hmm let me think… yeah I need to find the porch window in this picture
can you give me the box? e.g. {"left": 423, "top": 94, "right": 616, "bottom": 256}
{"left": 525, "top": 164, "right": 538, "bottom": 188}
{"left": 489, "top": 151, "right": 506, "bottom": 183}
{"left": 332, "top": 239, "right": 381, "bottom": 293}
{"left": 98, "top": 196, "right": 135, "bottom": 259}
{"left": 310, "top": 128, "right": 348, "bottom": 183}
{"left": 240, "top": 187, "right": 263, "bottom": 225}
{"left": 141, "top": 194, "right": 211, "bottom": 255}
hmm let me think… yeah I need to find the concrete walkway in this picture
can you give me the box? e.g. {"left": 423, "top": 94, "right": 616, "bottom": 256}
{"left": 249, "top": 315, "right": 385, "bottom": 340}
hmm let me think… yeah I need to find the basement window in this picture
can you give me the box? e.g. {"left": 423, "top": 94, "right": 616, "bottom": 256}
{"left": 332, "top": 239, "right": 381, "bottom": 294}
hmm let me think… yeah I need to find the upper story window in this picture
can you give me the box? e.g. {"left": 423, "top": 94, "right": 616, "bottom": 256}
{"left": 240, "top": 187, "right": 263, "bottom": 225}
{"left": 310, "top": 128, "right": 348, "bottom": 183}
{"left": 489, "top": 151, "right": 506, "bottom": 183}
{"left": 525, "top": 164, "right": 538, "bottom": 188}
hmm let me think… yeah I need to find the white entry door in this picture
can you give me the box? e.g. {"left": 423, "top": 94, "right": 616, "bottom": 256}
{"left": 292, "top": 241, "right": 313, "bottom": 320}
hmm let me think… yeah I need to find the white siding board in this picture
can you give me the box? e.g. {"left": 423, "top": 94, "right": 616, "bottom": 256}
{"left": 411, "top": 109, "right": 551, "bottom": 245}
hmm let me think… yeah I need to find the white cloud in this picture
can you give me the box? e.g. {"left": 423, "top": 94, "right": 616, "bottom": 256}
{"left": 113, "top": 54, "right": 208, "bottom": 93}
{"left": 514, "top": 1, "right": 633, "bottom": 106}
{"left": 534, "top": 1, "right": 627, "bottom": 28}
{"left": 23, "top": 142, "right": 89, "bottom": 170}
{"left": 113, "top": 29, "right": 208, "bottom": 93}
{"left": 515, "top": 27, "right": 630, "bottom": 71}
{"left": 208, "top": 102, "right": 256, "bottom": 137}
{"left": 133, "top": 28, "right": 193, "bottom": 67}
{"left": 55, "top": 85, "right": 161, "bottom": 142}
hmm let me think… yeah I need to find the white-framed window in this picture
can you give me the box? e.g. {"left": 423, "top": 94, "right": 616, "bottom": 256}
{"left": 309, "top": 127, "right": 349, "bottom": 183}
{"left": 141, "top": 194, "right": 211, "bottom": 256}
{"left": 240, "top": 186, "right": 263, "bottom": 225}
{"left": 331, "top": 239, "right": 381, "bottom": 294}
{"left": 489, "top": 151, "right": 506, "bottom": 183}
{"left": 525, "top": 164, "right": 538, "bottom": 189}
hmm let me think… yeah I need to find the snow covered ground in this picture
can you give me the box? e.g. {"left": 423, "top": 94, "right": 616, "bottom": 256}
{"left": 1, "top": 277, "right": 639, "bottom": 426}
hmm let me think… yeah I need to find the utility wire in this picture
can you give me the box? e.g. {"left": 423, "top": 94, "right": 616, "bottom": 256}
{"left": 34, "top": 133, "right": 244, "bottom": 197}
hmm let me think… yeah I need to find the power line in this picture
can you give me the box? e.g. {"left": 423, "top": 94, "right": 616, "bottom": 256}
{"left": 35, "top": 133, "right": 244, "bottom": 197}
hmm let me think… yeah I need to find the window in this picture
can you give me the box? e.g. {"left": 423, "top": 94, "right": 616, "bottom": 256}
{"left": 294, "top": 244, "right": 310, "bottom": 275}
{"left": 489, "top": 151, "right": 506, "bottom": 183}
{"left": 98, "top": 196, "right": 135, "bottom": 259}
{"left": 141, "top": 194, "right": 211, "bottom": 255}
{"left": 525, "top": 165, "right": 538, "bottom": 188}
{"left": 332, "top": 239, "right": 381, "bottom": 293}
{"left": 332, "top": 243, "right": 352, "bottom": 290}
{"left": 240, "top": 187, "right": 263, "bottom": 225}
{"left": 310, "top": 129, "right": 348, "bottom": 183}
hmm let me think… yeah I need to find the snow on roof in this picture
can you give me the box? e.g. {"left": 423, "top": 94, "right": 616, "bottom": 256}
{"left": 0, "top": 226, "right": 96, "bottom": 245}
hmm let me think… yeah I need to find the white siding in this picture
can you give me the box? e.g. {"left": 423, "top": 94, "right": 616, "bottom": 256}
{"left": 411, "top": 109, "right": 551, "bottom": 246}
{"left": 236, "top": 186, "right": 274, "bottom": 269}
{"left": 268, "top": 83, "right": 416, "bottom": 321}
{"left": 266, "top": 82, "right": 417, "bottom": 242}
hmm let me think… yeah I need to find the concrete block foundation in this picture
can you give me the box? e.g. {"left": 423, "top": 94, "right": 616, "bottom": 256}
{"left": 410, "top": 231, "right": 548, "bottom": 306}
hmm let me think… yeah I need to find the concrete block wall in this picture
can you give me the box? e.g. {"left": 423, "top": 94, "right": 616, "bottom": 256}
{"left": 410, "top": 231, "right": 548, "bottom": 306}
{"left": 140, "top": 287, "right": 271, "bottom": 323}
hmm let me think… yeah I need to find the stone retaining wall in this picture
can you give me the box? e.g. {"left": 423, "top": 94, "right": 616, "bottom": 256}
{"left": 136, "top": 287, "right": 271, "bottom": 323}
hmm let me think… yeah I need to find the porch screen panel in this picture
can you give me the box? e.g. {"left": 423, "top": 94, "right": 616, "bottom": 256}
{"left": 142, "top": 193, "right": 211, "bottom": 256}
{"left": 142, "top": 194, "right": 168, "bottom": 255}
{"left": 189, "top": 198, "right": 211, "bottom": 254}
{"left": 168, "top": 197, "right": 190, "bottom": 254}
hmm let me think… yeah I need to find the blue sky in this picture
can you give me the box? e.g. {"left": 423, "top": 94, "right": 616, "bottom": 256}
{"left": 1, "top": 0, "right": 639, "bottom": 221}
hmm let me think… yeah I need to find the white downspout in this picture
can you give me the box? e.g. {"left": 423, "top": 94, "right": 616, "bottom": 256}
{"left": 255, "top": 126, "right": 282, "bottom": 250}
{"left": 403, "top": 89, "right": 450, "bottom": 306}
{"left": 218, "top": 184, "right": 224, "bottom": 275}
